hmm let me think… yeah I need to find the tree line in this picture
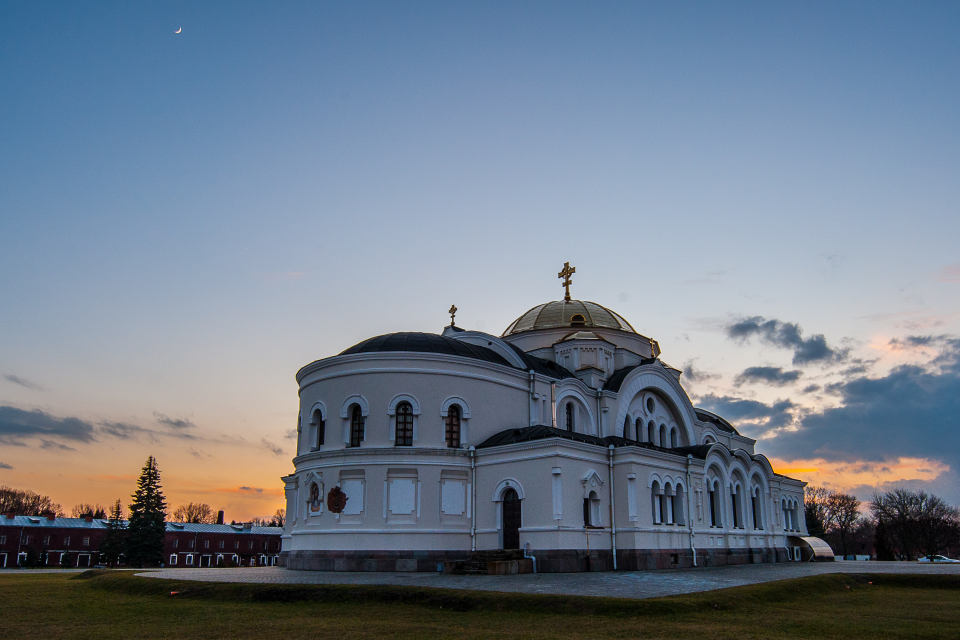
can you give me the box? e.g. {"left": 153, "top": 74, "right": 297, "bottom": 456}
{"left": 2, "top": 455, "right": 284, "bottom": 567}
{"left": 805, "top": 485, "right": 960, "bottom": 560}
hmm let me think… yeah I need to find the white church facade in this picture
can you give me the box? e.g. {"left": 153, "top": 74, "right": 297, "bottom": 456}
{"left": 280, "top": 265, "right": 809, "bottom": 572}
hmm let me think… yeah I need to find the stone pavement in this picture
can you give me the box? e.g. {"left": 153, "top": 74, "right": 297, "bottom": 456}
{"left": 137, "top": 561, "right": 960, "bottom": 600}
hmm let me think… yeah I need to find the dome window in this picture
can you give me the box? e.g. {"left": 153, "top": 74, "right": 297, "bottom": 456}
{"left": 570, "top": 314, "right": 586, "bottom": 327}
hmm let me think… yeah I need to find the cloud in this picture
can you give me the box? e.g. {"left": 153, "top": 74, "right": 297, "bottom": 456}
{"left": 762, "top": 338, "right": 960, "bottom": 469}
{"left": 802, "top": 384, "right": 821, "bottom": 394}
{"left": 696, "top": 394, "right": 796, "bottom": 437}
{"left": 284, "top": 428, "right": 298, "bottom": 440}
{"left": 40, "top": 439, "right": 76, "bottom": 451}
{"left": 681, "top": 360, "right": 719, "bottom": 382}
{"left": 3, "top": 374, "right": 43, "bottom": 391}
{"left": 0, "top": 406, "right": 96, "bottom": 446}
{"left": 726, "top": 316, "right": 847, "bottom": 365}
{"left": 154, "top": 412, "right": 196, "bottom": 430}
{"left": 188, "top": 447, "right": 211, "bottom": 459}
{"left": 99, "top": 419, "right": 197, "bottom": 442}
{"left": 0, "top": 462, "right": 12, "bottom": 470}
{"left": 261, "top": 438, "right": 284, "bottom": 456}
{"left": 239, "top": 486, "right": 264, "bottom": 493}
{"left": 938, "top": 263, "right": 960, "bottom": 283}
{"left": 734, "top": 366, "right": 802, "bottom": 387}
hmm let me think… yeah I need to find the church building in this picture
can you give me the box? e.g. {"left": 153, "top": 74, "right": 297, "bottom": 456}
{"left": 280, "top": 265, "right": 809, "bottom": 572}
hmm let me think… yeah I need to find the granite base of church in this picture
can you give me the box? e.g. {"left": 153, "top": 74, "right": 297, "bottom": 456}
{"left": 282, "top": 547, "right": 793, "bottom": 573}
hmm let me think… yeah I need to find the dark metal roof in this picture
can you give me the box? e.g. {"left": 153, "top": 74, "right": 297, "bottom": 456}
{"left": 504, "top": 343, "right": 577, "bottom": 379}
{"left": 476, "top": 425, "right": 707, "bottom": 459}
{"left": 340, "top": 333, "right": 512, "bottom": 367}
{"left": 694, "top": 408, "right": 740, "bottom": 434}
{"left": 603, "top": 360, "right": 657, "bottom": 391}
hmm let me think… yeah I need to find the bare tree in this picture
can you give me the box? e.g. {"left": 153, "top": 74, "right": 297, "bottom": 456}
{"left": 271, "top": 508, "right": 285, "bottom": 527}
{"left": 0, "top": 486, "right": 63, "bottom": 517}
{"left": 826, "top": 492, "right": 861, "bottom": 556}
{"left": 872, "top": 489, "right": 960, "bottom": 559}
{"left": 72, "top": 503, "right": 108, "bottom": 519}
{"left": 804, "top": 486, "right": 831, "bottom": 538}
{"left": 172, "top": 502, "right": 216, "bottom": 524}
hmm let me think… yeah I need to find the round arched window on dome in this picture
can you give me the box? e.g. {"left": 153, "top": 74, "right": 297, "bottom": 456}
{"left": 570, "top": 314, "right": 586, "bottom": 327}
{"left": 646, "top": 397, "right": 655, "bottom": 414}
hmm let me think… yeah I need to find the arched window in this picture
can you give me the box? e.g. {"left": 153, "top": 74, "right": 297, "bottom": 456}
{"left": 673, "top": 484, "right": 686, "bottom": 525}
{"left": 570, "top": 314, "right": 586, "bottom": 327}
{"left": 635, "top": 417, "right": 643, "bottom": 441}
{"left": 731, "top": 484, "right": 743, "bottom": 529}
{"left": 565, "top": 402, "right": 575, "bottom": 432}
{"left": 647, "top": 420, "right": 655, "bottom": 443}
{"left": 659, "top": 424, "right": 666, "bottom": 447}
{"left": 623, "top": 416, "right": 630, "bottom": 439}
{"left": 751, "top": 486, "right": 763, "bottom": 529}
{"left": 445, "top": 404, "right": 461, "bottom": 448}
{"left": 651, "top": 481, "right": 664, "bottom": 524}
{"left": 582, "top": 490, "right": 600, "bottom": 527}
{"left": 395, "top": 401, "right": 413, "bottom": 446}
{"left": 663, "top": 483, "right": 675, "bottom": 524}
{"left": 312, "top": 409, "right": 325, "bottom": 449}
{"left": 349, "top": 404, "right": 364, "bottom": 447}
{"left": 670, "top": 427, "right": 678, "bottom": 448}
{"left": 708, "top": 479, "right": 721, "bottom": 528}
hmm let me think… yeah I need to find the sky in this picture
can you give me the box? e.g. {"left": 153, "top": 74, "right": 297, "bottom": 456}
{"left": 1, "top": 1, "right": 959, "bottom": 520}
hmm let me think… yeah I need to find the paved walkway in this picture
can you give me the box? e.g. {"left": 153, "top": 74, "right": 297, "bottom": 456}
{"left": 138, "top": 561, "right": 960, "bottom": 600}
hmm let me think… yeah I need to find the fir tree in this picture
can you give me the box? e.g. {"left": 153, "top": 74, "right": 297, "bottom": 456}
{"left": 100, "top": 499, "right": 126, "bottom": 566}
{"left": 126, "top": 456, "right": 167, "bottom": 567}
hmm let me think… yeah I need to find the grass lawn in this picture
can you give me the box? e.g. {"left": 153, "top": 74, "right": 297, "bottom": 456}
{"left": 1, "top": 570, "right": 958, "bottom": 639}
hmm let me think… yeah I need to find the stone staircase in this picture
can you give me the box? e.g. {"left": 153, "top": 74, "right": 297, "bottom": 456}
{"left": 443, "top": 549, "right": 534, "bottom": 575}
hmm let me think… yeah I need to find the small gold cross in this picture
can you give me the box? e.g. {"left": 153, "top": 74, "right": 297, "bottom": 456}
{"left": 558, "top": 261, "right": 576, "bottom": 301}
{"left": 448, "top": 304, "right": 458, "bottom": 326}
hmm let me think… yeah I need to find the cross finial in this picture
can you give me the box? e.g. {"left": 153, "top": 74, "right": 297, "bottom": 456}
{"left": 448, "top": 304, "right": 458, "bottom": 326}
{"left": 558, "top": 261, "right": 576, "bottom": 301}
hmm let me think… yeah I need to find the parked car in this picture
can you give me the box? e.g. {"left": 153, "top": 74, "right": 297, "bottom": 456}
{"left": 917, "top": 555, "right": 960, "bottom": 563}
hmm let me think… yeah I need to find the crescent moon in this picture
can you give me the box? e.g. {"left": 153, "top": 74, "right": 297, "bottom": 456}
{"left": 174, "top": 26, "right": 182, "bottom": 34}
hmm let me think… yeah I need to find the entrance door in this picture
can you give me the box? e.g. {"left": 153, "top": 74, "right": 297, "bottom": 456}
{"left": 502, "top": 488, "right": 521, "bottom": 550}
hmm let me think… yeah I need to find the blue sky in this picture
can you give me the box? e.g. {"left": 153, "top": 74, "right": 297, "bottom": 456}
{"left": 2, "top": 2, "right": 959, "bottom": 518}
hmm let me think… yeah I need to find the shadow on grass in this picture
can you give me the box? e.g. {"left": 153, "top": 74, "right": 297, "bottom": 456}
{"left": 74, "top": 570, "right": 960, "bottom": 618}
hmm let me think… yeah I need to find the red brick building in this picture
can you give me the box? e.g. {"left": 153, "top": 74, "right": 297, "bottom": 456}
{"left": 0, "top": 513, "right": 281, "bottom": 568}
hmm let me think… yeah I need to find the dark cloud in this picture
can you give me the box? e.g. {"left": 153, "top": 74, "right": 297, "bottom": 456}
{"left": 726, "top": 316, "right": 846, "bottom": 365}
{"left": 284, "top": 428, "right": 298, "bottom": 440}
{"left": 239, "top": 486, "right": 264, "bottom": 493}
{"left": 764, "top": 338, "right": 960, "bottom": 468}
{"left": 0, "top": 462, "right": 12, "bottom": 470}
{"left": 3, "top": 374, "right": 43, "bottom": 391}
{"left": 734, "top": 366, "right": 802, "bottom": 387}
{"left": 681, "top": 361, "right": 719, "bottom": 383}
{"left": 696, "top": 394, "right": 796, "bottom": 436}
{"left": 40, "top": 439, "right": 76, "bottom": 451}
{"left": 188, "top": 448, "right": 211, "bottom": 459}
{"left": 261, "top": 438, "right": 283, "bottom": 456}
{"left": 154, "top": 412, "right": 196, "bottom": 430}
{"left": 0, "top": 406, "right": 96, "bottom": 446}
{"left": 802, "top": 384, "right": 821, "bottom": 394}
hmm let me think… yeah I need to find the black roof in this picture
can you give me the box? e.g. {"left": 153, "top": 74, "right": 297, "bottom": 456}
{"left": 340, "top": 333, "right": 511, "bottom": 367}
{"left": 476, "top": 425, "right": 708, "bottom": 459}
{"left": 603, "top": 360, "right": 657, "bottom": 391}
{"left": 505, "top": 343, "right": 576, "bottom": 379}
{"left": 694, "top": 408, "right": 739, "bottom": 434}
{"left": 340, "top": 332, "right": 576, "bottom": 380}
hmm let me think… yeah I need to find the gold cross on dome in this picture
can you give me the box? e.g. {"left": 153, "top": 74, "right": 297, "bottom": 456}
{"left": 448, "top": 304, "right": 458, "bottom": 326}
{"left": 558, "top": 261, "right": 576, "bottom": 301}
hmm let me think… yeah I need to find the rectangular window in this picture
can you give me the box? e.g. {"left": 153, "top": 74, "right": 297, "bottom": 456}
{"left": 234, "top": 540, "right": 239, "bottom": 549}
{"left": 189, "top": 539, "right": 194, "bottom": 549}
{"left": 219, "top": 540, "right": 224, "bottom": 549}
{"left": 169, "top": 554, "right": 178, "bottom": 566}
{"left": 186, "top": 554, "right": 194, "bottom": 566}
{"left": 0, "top": 535, "right": 5, "bottom": 544}
{"left": 204, "top": 540, "right": 210, "bottom": 549}
{"left": 83, "top": 537, "right": 90, "bottom": 546}
{"left": 43, "top": 536, "right": 50, "bottom": 545}
{"left": 64, "top": 536, "right": 70, "bottom": 546}
{"left": 249, "top": 540, "right": 253, "bottom": 550}
{"left": 173, "top": 539, "right": 179, "bottom": 549}
{"left": 349, "top": 405, "right": 364, "bottom": 447}
{"left": 24, "top": 535, "right": 31, "bottom": 544}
